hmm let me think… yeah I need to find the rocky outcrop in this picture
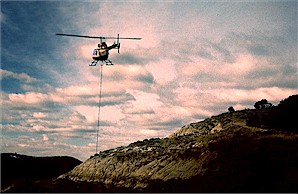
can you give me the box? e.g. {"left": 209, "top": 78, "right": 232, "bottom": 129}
{"left": 59, "top": 135, "right": 213, "bottom": 189}
{"left": 58, "top": 108, "right": 298, "bottom": 192}
{"left": 169, "top": 117, "right": 223, "bottom": 137}
{"left": 58, "top": 114, "right": 225, "bottom": 189}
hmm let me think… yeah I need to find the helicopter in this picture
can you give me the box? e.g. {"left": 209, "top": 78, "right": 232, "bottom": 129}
{"left": 56, "top": 33, "right": 141, "bottom": 66}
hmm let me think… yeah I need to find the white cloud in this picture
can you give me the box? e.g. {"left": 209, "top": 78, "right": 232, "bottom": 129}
{"left": 33, "top": 112, "right": 46, "bottom": 119}
{"left": 8, "top": 92, "right": 47, "bottom": 104}
{"left": 73, "top": 105, "right": 121, "bottom": 124}
{"left": 2, "top": 135, "right": 94, "bottom": 160}
{"left": 42, "top": 134, "right": 49, "bottom": 141}
{"left": 145, "top": 59, "right": 178, "bottom": 85}
{"left": 0, "top": 10, "right": 7, "bottom": 23}
{"left": 18, "top": 143, "right": 29, "bottom": 148}
{"left": 0, "top": 69, "right": 38, "bottom": 83}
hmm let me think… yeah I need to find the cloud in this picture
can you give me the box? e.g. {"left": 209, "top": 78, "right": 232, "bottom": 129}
{"left": 0, "top": 10, "right": 7, "bottom": 23}
{"left": 145, "top": 59, "right": 178, "bottom": 85}
{"left": 8, "top": 92, "right": 47, "bottom": 104}
{"left": 3, "top": 83, "right": 136, "bottom": 109}
{"left": 112, "top": 53, "right": 145, "bottom": 65}
{"left": 33, "top": 112, "right": 46, "bottom": 119}
{"left": 2, "top": 135, "right": 95, "bottom": 160}
{"left": 0, "top": 69, "right": 38, "bottom": 83}
{"left": 42, "top": 134, "right": 49, "bottom": 141}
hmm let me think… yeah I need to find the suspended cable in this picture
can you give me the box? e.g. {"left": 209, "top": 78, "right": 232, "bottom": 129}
{"left": 96, "top": 63, "right": 103, "bottom": 154}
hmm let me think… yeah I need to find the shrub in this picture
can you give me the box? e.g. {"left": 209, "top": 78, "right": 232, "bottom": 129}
{"left": 254, "top": 99, "right": 272, "bottom": 109}
{"left": 228, "top": 106, "right": 235, "bottom": 113}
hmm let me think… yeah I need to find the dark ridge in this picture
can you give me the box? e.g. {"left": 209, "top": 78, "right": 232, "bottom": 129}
{"left": 246, "top": 94, "right": 297, "bottom": 131}
{"left": 1, "top": 153, "right": 82, "bottom": 192}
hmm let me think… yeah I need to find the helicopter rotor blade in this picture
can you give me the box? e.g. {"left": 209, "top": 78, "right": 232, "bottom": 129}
{"left": 109, "top": 37, "right": 142, "bottom": 40}
{"left": 56, "top": 33, "right": 104, "bottom": 39}
{"left": 56, "top": 33, "right": 141, "bottom": 40}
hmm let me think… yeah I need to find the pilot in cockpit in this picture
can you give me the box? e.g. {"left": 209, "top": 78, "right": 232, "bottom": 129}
{"left": 101, "top": 42, "right": 107, "bottom": 49}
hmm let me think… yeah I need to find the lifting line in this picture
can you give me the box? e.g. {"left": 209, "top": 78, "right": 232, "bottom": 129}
{"left": 95, "top": 63, "right": 103, "bottom": 154}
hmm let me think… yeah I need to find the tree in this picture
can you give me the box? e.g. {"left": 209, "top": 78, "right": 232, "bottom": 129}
{"left": 228, "top": 106, "right": 235, "bottom": 113}
{"left": 254, "top": 99, "right": 272, "bottom": 109}
{"left": 278, "top": 95, "right": 298, "bottom": 110}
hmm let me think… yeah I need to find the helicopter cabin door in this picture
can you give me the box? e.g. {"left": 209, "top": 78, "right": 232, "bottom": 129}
{"left": 92, "top": 49, "right": 100, "bottom": 60}
{"left": 92, "top": 48, "right": 108, "bottom": 61}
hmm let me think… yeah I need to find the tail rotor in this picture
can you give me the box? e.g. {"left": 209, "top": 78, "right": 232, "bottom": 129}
{"left": 117, "top": 34, "right": 120, "bottom": 54}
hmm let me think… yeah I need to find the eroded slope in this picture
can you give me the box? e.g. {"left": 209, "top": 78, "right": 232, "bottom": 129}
{"left": 58, "top": 109, "right": 298, "bottom": 192}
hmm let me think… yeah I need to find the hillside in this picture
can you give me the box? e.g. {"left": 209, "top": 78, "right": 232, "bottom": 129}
{"left": 1, "top": 153, "right": 82, "bottom": 192}
{"left": 55, "top": 95, "right": 298, "bottom": 192}
{"left": 2, "top": 95, "right": 298, "bottom": 192}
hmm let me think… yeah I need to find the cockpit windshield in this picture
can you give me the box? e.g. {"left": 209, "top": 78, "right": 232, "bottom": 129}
{"left": 101, "top": 42, "right": 107, "bottom": 49}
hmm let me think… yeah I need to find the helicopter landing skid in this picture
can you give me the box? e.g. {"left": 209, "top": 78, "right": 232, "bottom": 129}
{"left": 89, "top": 60, "right": 114, "bottom": 66}
{"left": 89, "top": 60, "right": 98, "bottom": 66}
{"left": 103, "top": 59, "right": 114, "bottom": 66}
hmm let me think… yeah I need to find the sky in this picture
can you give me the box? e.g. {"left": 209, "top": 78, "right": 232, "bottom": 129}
{"left": 1, "top": 0, "right": 297, "bottom": 161}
